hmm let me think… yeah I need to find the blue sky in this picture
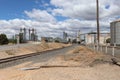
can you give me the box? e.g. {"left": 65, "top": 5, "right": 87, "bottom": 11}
{"left": 0, "top": 0, "right": 68, "bottom": 21}
{"left": 0, "top": 0, "right": 119, "bottom": 38}
{"left": 0, "top": 0, "right": 51, "bottom": 19}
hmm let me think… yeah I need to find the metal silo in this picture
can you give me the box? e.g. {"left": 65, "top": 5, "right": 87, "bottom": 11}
{"left": 110, "top": 20, "right": 120, "bottom": 45}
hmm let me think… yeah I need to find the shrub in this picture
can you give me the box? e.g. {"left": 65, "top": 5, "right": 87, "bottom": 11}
{"left": 0, "top": 34, "right": 9, "bottom": 45}
{"left": 106, "top": 38, "right": 111, "bottom": 43}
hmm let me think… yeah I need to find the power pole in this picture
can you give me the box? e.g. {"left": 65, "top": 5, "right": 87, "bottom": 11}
{"left": 96, "top": 0, "right": 100, "bottom": 43}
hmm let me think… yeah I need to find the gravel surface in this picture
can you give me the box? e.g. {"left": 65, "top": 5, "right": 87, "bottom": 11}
{"left": 0, "top": 45, "right": 120, "bottom": 80}
{"left": 0, "top": 44, "right": 77, "bottom": 69}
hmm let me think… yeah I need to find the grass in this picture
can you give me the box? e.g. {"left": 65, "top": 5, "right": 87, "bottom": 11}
{"left": 5, "top": 50, "right": 15, "bottom": 55}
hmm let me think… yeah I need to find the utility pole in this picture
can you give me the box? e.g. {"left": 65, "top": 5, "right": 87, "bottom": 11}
{"left": 96, "top": 0, "right": 100, "bottom": 43}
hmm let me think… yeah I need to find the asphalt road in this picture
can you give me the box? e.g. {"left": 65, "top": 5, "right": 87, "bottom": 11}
{"left": 0, "top": 44, "right": 79, "bottom": 69}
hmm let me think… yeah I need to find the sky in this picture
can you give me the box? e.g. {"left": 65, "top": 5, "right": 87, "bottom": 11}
{"left": 0, "top": 0, "right": 120, "bottom": 39}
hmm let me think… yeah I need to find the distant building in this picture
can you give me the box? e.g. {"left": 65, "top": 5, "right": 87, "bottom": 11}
{"left": 63, "top": 31, "right": 68, "bottom": 40}
{"left": 85, "top": 32, "right": 110, "bottom": 44}
{"left": 76, "top": 30, "right": 81, "bottom": 43}
{"left": 29, "top": 28, "right": 38, "bottom": 41}
{"left": 19, "top": 28, "right": 27, "bottom": 43}
{"left": 41, "top": 37, "right": 53, "bottom": 42}
{"left": 85, "top": 34, "right": 95, "bottom": 44}
{"left": 110, "top": 20, "right": 120, "bottom": 45}
{"left": 54, "top": 37, "right": 68, "bottom": 43}
{"left": 17, "top": 28, "right": 38, "bottom": 43}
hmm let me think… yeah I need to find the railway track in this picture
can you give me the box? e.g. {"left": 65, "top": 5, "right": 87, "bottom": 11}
{"left": 0, "top": 46, "right": 72, "bottom": 69}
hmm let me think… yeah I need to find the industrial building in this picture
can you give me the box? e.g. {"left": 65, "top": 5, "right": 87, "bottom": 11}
{"left": 76, "top": 30, "right": 81, "bottom": 44}
{"left": 41, "top": 37, "right": 53, "bottom": 42}
{"left": 63, "top": 31, "right": 68, "bottom": 40}
{"left": 77, "top": 32, "right": 110, "bottom": 44}
{"left": 15, "top": 28, "right": 38, "bottom": 43}
{"left": 84, "top": 32, "right": 110, "bottom": 44}
{"left": 28, "top": 28, "right": 38, "bottom": 41}
{"left": 19, "top": 28, "right": 27, "bottom": 43}
{"left": 110, "top": 20, "right": 120, "bottom": 45}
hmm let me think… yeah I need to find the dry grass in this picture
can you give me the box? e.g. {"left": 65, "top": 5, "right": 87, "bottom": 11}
{"left": 40, "top": 42, "right": 49, "bottom": 49}
{"left": 67, "top": 46, "right": 94, "bottom": 54}
{"left": 0, "top": 42, "right": 71, "bottom": 59}
{"left": 5, "top": 50, "right": 15, "bottom": 55}
{"left": 58, "top": 46, "right": 112, "bottom": 67}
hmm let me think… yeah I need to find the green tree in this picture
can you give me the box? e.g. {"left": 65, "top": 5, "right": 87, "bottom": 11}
{"left": 54, "top": 40, "right": 60, "bottom": 43}
{"left": 106, "top": 38, "right": 111, "bottom": 43}
{"left": 9, "top": 39, "right": 17, "bottom": 44}
{"left": 0, "top": 34, "right": 9, "bottom": 45}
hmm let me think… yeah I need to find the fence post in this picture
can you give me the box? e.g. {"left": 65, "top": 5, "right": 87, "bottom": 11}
{"left": 96, "top": 41, "right": 98, "bottom": 51}
{"left": 105, "top": 44, "right": 108, "bottom": 53}
{"left": 112, "top": 46, "right": 114, "bottom": 57}
{"left": 100, "top": 44, "right": 102, "bottom": 52}
{"left": 94, "top": 44, "right": 95, "bottom": 50}
{"left": 112, "top": 43, "right": 116, "bottom": 57}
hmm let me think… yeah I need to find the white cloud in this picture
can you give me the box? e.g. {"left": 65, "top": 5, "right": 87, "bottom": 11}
{"left": 51, "top": 0, "right": 96, "bottom": 20}
{"left": 0, "top": 18, "right": 64, "bottom": 38}
{"left": 51, "top": 0, "right": 120, "bottom": 20}
{"left": 1, "top": 0, "right": 120, "bottom": 39}
{"left": 0, "top": 18, "right": 110, "bottom": 39}
{"left": 24, "top": 9, "right": 56, "bottom": 23}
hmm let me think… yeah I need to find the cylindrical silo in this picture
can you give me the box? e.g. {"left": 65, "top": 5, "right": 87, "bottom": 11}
{"left": 110, "top": 21, "right": 120, "bottom": 45}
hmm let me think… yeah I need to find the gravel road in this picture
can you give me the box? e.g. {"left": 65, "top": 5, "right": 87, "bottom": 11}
{"left": 0, "top": 44, "right": 78, "bottom": 69}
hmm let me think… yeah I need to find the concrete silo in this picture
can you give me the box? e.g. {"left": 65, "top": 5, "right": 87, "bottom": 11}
{"left": 110, "top": 20, "right": 120, "bottom": 45}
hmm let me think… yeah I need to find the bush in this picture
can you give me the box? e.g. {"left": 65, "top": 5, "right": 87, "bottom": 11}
{"left": 55, "top": 40, "right": 60, "bottom": 43}
{"left": 106, "top": 38, "right": 111, "bottom": 43}
{"left": 9, "top": 39, "right": 17, "bottom": 44}
{"left": 0, "top": 34, "right": 9, "bottom": 45}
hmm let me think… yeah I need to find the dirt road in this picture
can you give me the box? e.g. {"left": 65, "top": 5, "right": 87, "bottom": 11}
{"left": 0, "top": 45, "right": 120, "bottom": 80}
{"left": 0, "top": 44, "right": 77, "bottom": 69}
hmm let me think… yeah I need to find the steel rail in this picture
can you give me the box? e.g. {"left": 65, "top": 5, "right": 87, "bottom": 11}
{"left": 0, "top": 46, "right": 71, "bottom": 64}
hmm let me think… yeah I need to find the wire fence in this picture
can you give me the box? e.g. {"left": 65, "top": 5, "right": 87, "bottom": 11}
{"left": 86, "top": 44, "right": 120, "bottom": 58}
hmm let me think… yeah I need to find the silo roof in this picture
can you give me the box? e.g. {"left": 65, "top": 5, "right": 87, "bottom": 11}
{"left": 111, "top": 20, "right": 120, "bottom": 23}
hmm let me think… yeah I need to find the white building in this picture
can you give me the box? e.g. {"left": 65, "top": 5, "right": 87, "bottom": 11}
{"left": 85, "top": 33, "right": 110, "bottom": 44}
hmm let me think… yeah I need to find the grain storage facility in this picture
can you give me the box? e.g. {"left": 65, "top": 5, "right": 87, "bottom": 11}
{"left": 110, "top": 20, "right": 120, "bottom": 45}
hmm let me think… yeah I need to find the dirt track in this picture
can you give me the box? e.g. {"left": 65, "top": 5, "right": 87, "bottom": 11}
{"left": 0, "top": 45, "right": 120, "bottom": 80}
{"left": 0, "top": 42, "right": 70, "bottom": 59}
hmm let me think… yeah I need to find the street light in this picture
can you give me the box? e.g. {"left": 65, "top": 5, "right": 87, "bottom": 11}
{"left": 96, "top": 0, "right": 100, "bottom": 43}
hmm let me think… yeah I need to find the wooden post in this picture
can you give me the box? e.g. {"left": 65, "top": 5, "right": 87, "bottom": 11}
{"left": 96, "top": 0, "right": 100, "bottom": 43}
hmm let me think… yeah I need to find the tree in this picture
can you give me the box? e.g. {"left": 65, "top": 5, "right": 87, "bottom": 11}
{"left": 106, "top": 38, "right": 111, "bottom": 43}
{"left": 9, "top": 39, "right": 17, "bottom": 44}
{"left": 19, "top": 33, "right": 24, "bottom": 43}
{"left": 0, "top": 34, "right": 9, "bottom": 45}
{"left": 54, "top": 40, "right": 60, "bottom": 43}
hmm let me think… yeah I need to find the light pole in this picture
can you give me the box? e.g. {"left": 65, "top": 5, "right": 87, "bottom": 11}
{"left": 96, "top": 0, "right": 100, "bottom": 43}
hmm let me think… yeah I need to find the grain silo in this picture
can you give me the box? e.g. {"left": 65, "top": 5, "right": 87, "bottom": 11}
{"left": 110, "top": 20, "right": 120, "bottom": 45}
